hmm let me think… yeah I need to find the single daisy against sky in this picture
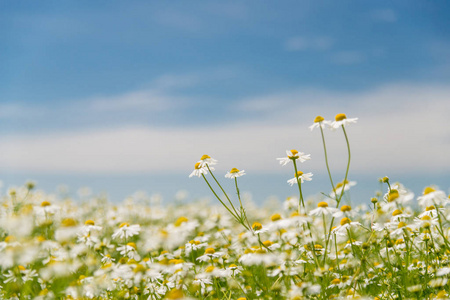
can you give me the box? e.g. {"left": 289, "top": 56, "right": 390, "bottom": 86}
{"left": 225, "top": 168, "right": 245, "bottom": 179}
{"left": 309, "top": 115, "right": 332, "bottom": 131}
{"left": 277, "top": 149, "right": 311, "bottom": 166}
{"left": 330, "top": 113, "right": 358, "bottom": 130}
{"left": 287, "top": 171, "right": 313, "bottom": 186}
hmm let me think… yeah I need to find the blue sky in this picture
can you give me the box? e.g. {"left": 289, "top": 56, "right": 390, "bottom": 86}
{"left": 1, "top": 1, "right": 449, "bottom": 202}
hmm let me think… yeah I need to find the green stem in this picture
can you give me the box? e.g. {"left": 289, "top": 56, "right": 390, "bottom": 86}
{"left": 205, "top": 164, "right": 240, "bottom": 218}
{"left": 292, "top": 160, "right": 305, "bottom": 213}
{"left": 319, "top": 124, "right": 336, "bottom": 195}
{"left": 201, "top": 174, "right": 243, "bottom": 227}
{"left": 337, "top": 126, "right": 351, "bottom": 206}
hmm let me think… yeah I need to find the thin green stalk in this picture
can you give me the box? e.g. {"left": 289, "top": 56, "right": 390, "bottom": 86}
{"left": 205, "top": 164, "right": 240, "bottom": 218}
{"left": 337, "top": 125, "right": 351, "bottom": 206}
{"left": 235, "top": 177, "right": 251, "bottom": 230}
{"left": 201, "top": 174, "right": 243, "bottom": 227}
{"left": 319, "top": 124, "right": 336, "bottom": 194}
{"left": 292, "top": 160, "right": 305, "bottom": 212}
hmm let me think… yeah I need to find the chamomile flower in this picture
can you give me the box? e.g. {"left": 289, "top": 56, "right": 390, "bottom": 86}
{"left": 189, "top": 162, "right": 212, "bottom": 178}
{"left": 112, "top": 223, "right": 141, "bottom": 240}
{"left": 330, "top": 113, "right": 358, "bottom": 130}
{"left": 309, "top": 115, "right": 332, "bottom": 131}
{"left": 225, "top": 168, "right": 246, "bottom": 178}
{"left": 287, "top": 171, "right": 313, "bottom": 186}
{"left": 198, "top": 154, "right": 218, "bottom": 167}
{"left": 196, "top": 247, "right": 224, "bottom": 262}
{"left": 309, "top": 201, "right": 339, "bottom": 216}
{"left": 330, "top": 180, "right": 357, "bottom": 198}
{"left": 277, "top": 149, "right": 311, "bottom": 166}
{"left": 331, "top": 217, "right": 361, "bottom": 236}
{"left": 417, "top": 186, "right": 448, "bottom": 207}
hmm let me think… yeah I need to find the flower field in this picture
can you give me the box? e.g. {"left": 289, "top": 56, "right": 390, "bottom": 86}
{"left": 1, "top": 115, "right": 450, "bottom": 299}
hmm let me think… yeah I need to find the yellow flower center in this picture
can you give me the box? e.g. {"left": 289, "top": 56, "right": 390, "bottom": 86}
{"left": 133, "top": 264, "right": 146, "bottom": 273}
{"left": 5, "top": 235, "right": 15, "bottom": 243}
{"left": 331, "top": 278, "right": 341, "bottom": 285}
{"left": 398, "top": 222, "right": 407, "bottom": 228}
{"left": 341, "top": 205, "right": 352, "bottom": 212}
{"left": 388, "top": 190, "right": 399, "bottom": 202}
{"left": 252, "top": 222, "right": 263, "bottom": 231}
{"left": 204, "top": 248, "right": 215, "bottom": 254}
{"left": 205, "top": 266, "right": 215, "bottom": 273}
{"left": 85, "top": 220, "right": 95, "bottom": 226}
{"left": 194, "top": 162, "right": 202, "bottom": 169}
{"left": 335, "top": 113, "right": 347, "bottom": 121}
{"left": 271, "top": 213, "right": 282, "bottom": 221}
{"left": 314, "top": 116, "right": 324, "bottom": 123}
{"left": 421, "top": 215, "right": 432, "bottom": 221}
{"left": 318, "top": 201, "right": 328, "bottom": 208}
{"left": 426, "top": 206, "right": 435, "bottom": 211}
{"left": 41, "top": 201, "right": 51, "bottom": 207}
{"left": 175, "top": 217, "right": 189, "bottom": 227}
{"left": 18, "top": 265, "right": 26, "bottom": 271}
{"left": 392, "top": 209, "right": 402, "bottom": 216}
{"left": 230, "top": 168, "right": 240, "bottom": 173}
{"left": 424, "top": 187, "right": 435, "bottom": 195}
{"left": 127, "top": 242, "right": 137, "bottom": 249}
{"left": 229, "top": 264, "right": 238, "bottom": 269}
{"left": 296, "top": 171, "right": 304, "bottom": 177}
{"left": 61, "top": 218, "right": 77, "bottom": 227}
{"left": 166, "top": 289, "right": 184, "bottom": 299}
{"left": 290, "top": 149, "right": 299, "bottom": 156}
{"left": 200, "top": 154, "right": 210, "bottom": 160}
{"left": 263, "top": 240, "right": 273, "bottom": 247}
{"left": 119, "top": 222, "right": 130, "bottom": 228}
{"left": 335, "top": 180, "right": 349, "bottom": 189}
{"left": 340, "top": 217, "right": 351, "bottom": 225}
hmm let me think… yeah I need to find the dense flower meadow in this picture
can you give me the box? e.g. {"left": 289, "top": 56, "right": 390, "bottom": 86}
{"left": 1, "top": 114, "right": 450, "bottom": 299}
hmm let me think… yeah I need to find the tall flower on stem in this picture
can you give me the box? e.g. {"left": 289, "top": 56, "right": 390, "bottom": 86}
{"left": 310, "top": 115, "right": 336, "bottom": 195}
{"left": 277, "top": 149, "right": 311, "bottom": 166}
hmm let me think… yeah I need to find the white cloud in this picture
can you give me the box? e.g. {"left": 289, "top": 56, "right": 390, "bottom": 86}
{"left": 1, "top": 84, "right": 449, "bottom": 176}
{"left": 285, "top": 36, "right": 334, "bottom": 51}
{"left": 88, "top": 90, "right": 183, "bottom": 112}
{"left": 330, "top": 51, "right": 366, "bottom": 65}
{"left": 371, "top": 9, "right": 397, "bottom": 23}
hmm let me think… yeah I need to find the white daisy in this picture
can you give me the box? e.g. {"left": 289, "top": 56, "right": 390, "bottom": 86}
{"left": 225, "top": 168, "right": 246, "bottom": 179}
{"left": 309, "top": 115, "right": 332, "bottom": 131}
{"left": 330, "top": 180, "right": 357, "bottom": 198}
{"left": 189, "top": 162, "right": 213, "bottom": 178}
{"left": 309, "top": 201, "right": 339, "bottom": 216}
{"left": 277, "top": 149, "right": 311, "bottom": 166}
{"left": 287, "top": 171, "right": 313, "bottom": 186}
{"left": 112, "top": 223, "right": 141, "bottom": 240}
{"left": 417, "top": 187, "right": 448, "bottom": 207}
{"left": 330, "top": 113, "right": 358, "bottom": 130}
{"left": 198, "top": 154, "right": 218, "bottom": 167}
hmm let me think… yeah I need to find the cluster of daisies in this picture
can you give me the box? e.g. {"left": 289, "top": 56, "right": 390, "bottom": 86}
{"left": 1, "top": 114, "right": 449, "bottom": 300}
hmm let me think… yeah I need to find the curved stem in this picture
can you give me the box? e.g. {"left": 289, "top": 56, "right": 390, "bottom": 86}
{"left": 206, "top": 165, "right": 240, "bottom": 218}
{"left": 337, "top": 126, "right": 351, "bottom": 206}
{"left": 319, "top": 124, "right": 336, "bottom": 195}
{"left": 201, "top": 174, "right": 242, "bottom": 226}
{"left": 292, "top": 160, "right": 305, "bottom": 213}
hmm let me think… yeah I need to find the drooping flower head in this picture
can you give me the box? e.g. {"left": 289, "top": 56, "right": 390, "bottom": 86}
{"left": 277, "top": 149, "right": 311, "bottom": 166}
{"left": 199, "top": 154, "right": 218, "bottom": 167}
{"left": 287, "top": 171, "right": 313, "bottom": 186}
{"left": 309, "top": 115, "right": 331, "bottom": 131}
{"left": 225, "top": 168, "right": 246, "bottom": 179}
{"left": 330, "top": 113, "right": 358, "bottom": 130}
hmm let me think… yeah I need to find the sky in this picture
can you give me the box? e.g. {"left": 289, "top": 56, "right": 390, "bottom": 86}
{"left": 1, "top": 1, "right": 450, "bottom": 203}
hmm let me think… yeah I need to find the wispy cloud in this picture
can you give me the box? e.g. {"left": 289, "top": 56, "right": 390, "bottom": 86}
{"left": 1, "top": 84, "right": 449, "bottom": 175}
{"left": 330, "top": 51, "right": 366, "bottom": 65}
{"left": 285, "top": 36, "right": 334, "bottom": 52}
{"left": 371, "top": 9, "right": 397, "bottom": 23}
